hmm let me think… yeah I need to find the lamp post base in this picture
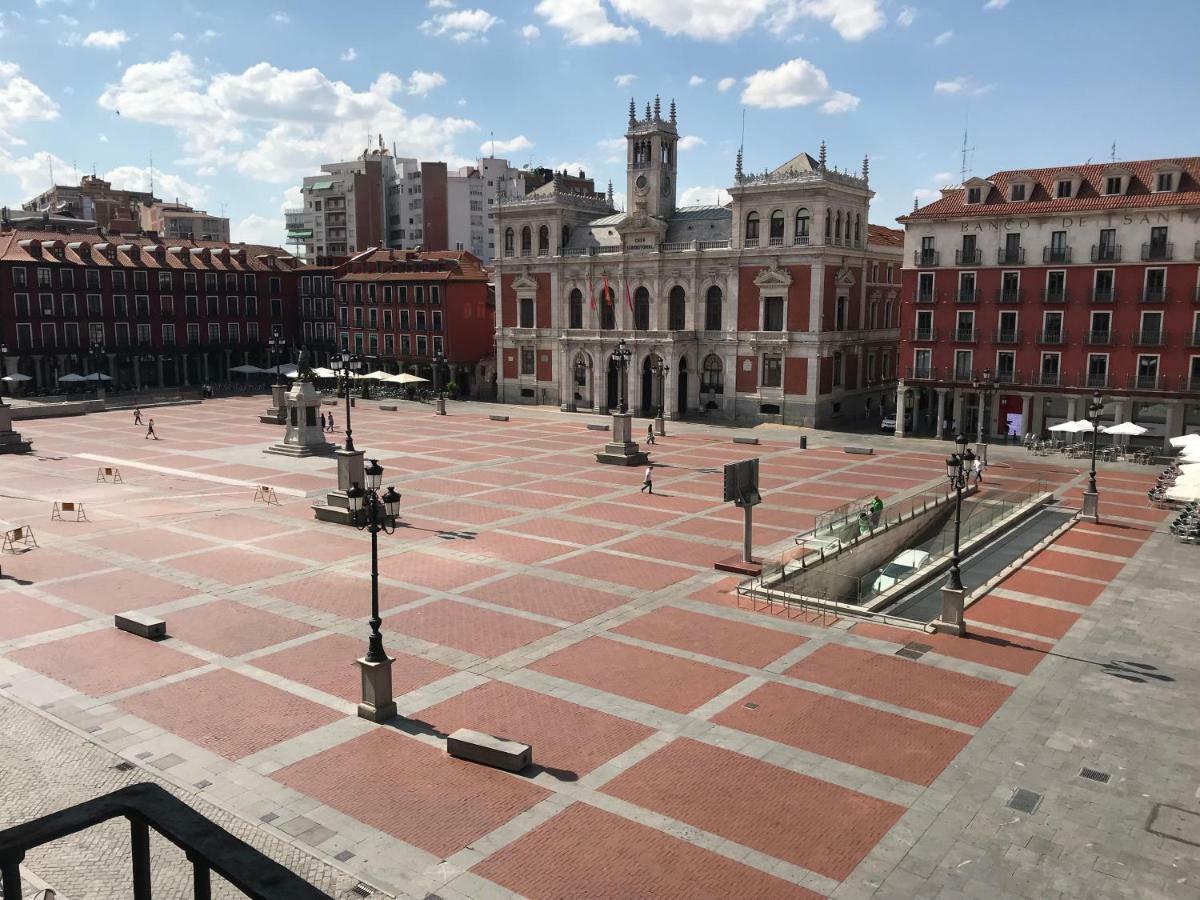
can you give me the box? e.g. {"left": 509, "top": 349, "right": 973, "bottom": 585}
{"left": 436, "top": 396, "right": 446, "bottom": 415}
{"left": 932, "top": 585, "right": 967, "bottom": 637}
{"left": 654, "top": 415, "right": 665, "bottom": 437}
{"left": 355, "top": 655, "right": 397, "bottom": 722}
{"left": 1079, "top": 490, "right": 1100, "bottom": 523}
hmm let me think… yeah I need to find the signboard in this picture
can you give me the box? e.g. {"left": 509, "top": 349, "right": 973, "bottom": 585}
{"left": 723, "top": 458, "right": 761, "bottom": 507}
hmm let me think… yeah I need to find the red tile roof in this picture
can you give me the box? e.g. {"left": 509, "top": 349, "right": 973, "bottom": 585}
{"left": 0, "top": 229, "right": 296, "bottom": 272}
{"left": 337, "top": 248, "right": 489, "bottom": 281}
{"left": 867, "top": 224, "right": 904, "bottom": 248}
{"left": 898, "top": 156, "right": 1200, "bottom": 222}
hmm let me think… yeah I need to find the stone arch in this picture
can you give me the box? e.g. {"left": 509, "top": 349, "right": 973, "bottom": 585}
{"left": 668, "top": 285, "right": 686, "bottom": 330}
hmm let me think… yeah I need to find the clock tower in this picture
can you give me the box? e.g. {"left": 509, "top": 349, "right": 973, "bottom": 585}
{"left": 625, "top": 96, "right": 678, "bottom": 223}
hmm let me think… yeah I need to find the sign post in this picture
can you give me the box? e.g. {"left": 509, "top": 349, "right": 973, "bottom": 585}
{"left": 715, "top": 458, "right": 762, "bottom": 575}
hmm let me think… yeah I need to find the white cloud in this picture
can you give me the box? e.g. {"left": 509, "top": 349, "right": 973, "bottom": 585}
{"left": 913, "top": 188, "right": 940, "bottom": 204}
{"left": 677, "top": 135, "right": 705, "bottom": 151}
{"left": 688, "top": 75, "right": 705, "bottom": 87}
{"left": 741, "top": 58, "right": 859, "bottom": 113}
{"left": 534, "top": 0, "right": 638, "bottom": 45}
{"left": 96, "top": 53, "right": 478, "bottom": 184}
{"left": 553, "top": 160, "right": 589, "bottom": 176}
{"left": 717, "top": 76, "right": 736, "bottom": 92}
{"left": 0, "top": 61, "right": 60, "bottom": 143}
{"left": 420, "top": 8, "right": 499, "bottom": 42}
{"left": 340, "top": 48, "right": 357, "bottom": 61}
{"left": 233, "top": 213, "right": 284, "bottom": 247}
{"left": 82, "top": 29, "right": 128, "bottom": 49}
{"left": 933, "top": 30, "right": 952, "bottom": 45}
{"left": 105, "top": 164, "right": 208, "bottom": 205}
{"left": 608, "top": 0, "right": 766, "bottom": 41}
{"left": 680, "top": 185, "right": 731, "bottom": 207}
{"left": 896, "top": 6, "right": 915, "bottom": 26}
{"left": 406, "top": 70, "right": 446, "bottom": 96}
{"left": 428, "top": 0, "right": 456, "bottom": 6}
{"left": 98, "top": 133, "right": 108, "bottom": 142}
{"left": 766, "top": 0, "right": 884, "bottom": 41}
{"left": 611, "top": 190, "right": 627, "bottom": 210}
{"left": 597, "top": 137, "right": 625, "bottom": 163}
{"left": 55, "top": 13, "right": 79, "bottom": 26}
{"left": 983, "top": 0, "right": 1009, "bottom": 8}
{"left": 614, "top": 73, "right": 636, "bottom": 88}
{"left": 932, "top": 171, "right": 953, "bottom": 186}
{"left": 520, "top": 24, "right": 541, "bottom": 39}
{"left": 484, "top": 135, "right": 533, "bottom": 155}
{"left": 934, "top": 75, "right": 993, "bottom": 96}
{"left": 270, "top": 11, "right": 290, "bottom": 23}
{"left": 0, "top": 148, "right": 70, "bottom": 202}
{"left": 199, "top": 29, "right": 220, "bottom": 40}
{"left": 169, "top": 31, "right": 185, "bottom": 41}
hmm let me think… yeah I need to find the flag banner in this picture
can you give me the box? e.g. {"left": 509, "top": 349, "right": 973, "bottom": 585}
{"left": 602, "top": 275, "right": 611, "bottom": 305}
{"left": 588, "top": 274, "right": 596, "bottom": 310}
{"left": 625, "top": 276, "right": 634, "bottom": 312}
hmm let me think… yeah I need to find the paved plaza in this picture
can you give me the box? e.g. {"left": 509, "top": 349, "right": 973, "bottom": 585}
{"left": 0, "top": 397, "right": 1198, "bottom": 899}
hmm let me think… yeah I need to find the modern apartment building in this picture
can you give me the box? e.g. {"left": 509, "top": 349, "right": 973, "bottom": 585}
{"left": 22, "top": 175, "right": 156, "bottom": 232}
{"left": 895, "top": 157, "right": 1200, "bottom": 446}
{"left": 140, "top": 201, "right": 231, "bottom": 242}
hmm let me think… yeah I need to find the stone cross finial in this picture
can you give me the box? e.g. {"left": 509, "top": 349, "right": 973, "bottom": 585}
{"left": 819, "top": 140, "right": 827, "bottom": 170}
{"left": 628, "top": 98, "right": 636, "bottom": 125}
{"left": 669, "top": 98, "right": 676, "bottom": 124}
{"left": 913, "top": 195, "right": 919, "bottom": 212}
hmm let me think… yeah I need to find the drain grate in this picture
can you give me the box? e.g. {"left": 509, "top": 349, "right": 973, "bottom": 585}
{"left": 1079, "top": 767, "right": 1111, "bottom": 784}
{"left": 349, "top": 883, "right": 373, "bottom": 898}
{"left": 896, "top": 642, "right": 933, "bottom": 660}
{"left": 744, "top": 702, "right": 759, "bottom": 710}
{"left": 112, "top": 761, "right": 135, "bottom": 772}
{"left": 1007, "top": 787, "right": 1042, "bottom": 814}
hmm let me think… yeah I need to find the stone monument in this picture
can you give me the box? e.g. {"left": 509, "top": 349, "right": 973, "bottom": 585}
{"left": 263, "top": 380, "right": 333, "bottom": 458}
{"left": 259, "top": 382, "right": 288, "bottom": 425}
{"left": 595, "top": 412, "right": 648, "bottom": 466}
{"left": 311, "top": 442, "right": 365, "bottom": 525}
{"left": 0, "top": 405, "right": 32, "bottom": 454}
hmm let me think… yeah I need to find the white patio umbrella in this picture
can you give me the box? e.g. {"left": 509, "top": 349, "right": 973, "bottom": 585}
{"left": 1102, "top": 422, "right": 1148, "bottom": 436}
{"left": 1071, "top": 419, "right": 1096, "bottom": 432}
{"left": 311, "top": 366, "right": 337, "bottom": 378}
{"left": 1048, "top": 421, "right": 1082, "bottom": 433}
{"left": 1, "top": 373, "right": 31, "bottom": 382}
{"left": 57, "top": 373, "right": 86, "bottom": 383}
{"left": 229, "top": 364, "right": 264, "bottom": 374}
{"left": 385, "top": 372, "right": 428, "bottom": 384}
{"left": 1166, "top": 483, "right": 1200, "bottom": 502}
{"left": 361, "top": 370, "right": 393, "bottom": 380}
{"left": 83, "top": 372, "right": 112, "bottom": 381}
{"left": 1169, "top": 433, "right": 1200, "bottom": 449}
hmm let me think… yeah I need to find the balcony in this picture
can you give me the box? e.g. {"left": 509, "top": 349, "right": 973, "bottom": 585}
{"left": 1133, "top": 330, "right": 1166, "bottom": 346}
{"left": 1190, "top": 330, "right": 1200, "bottom": 348}
{"left": 1043, "top": 246, "right": 1073, "bottom": 264}
{"left": 1036, "top": 329, "right": 1066, "bottom": 345}
{"left": 1090, "top": 288, "right": 1117, "bottom": 304}
{"left": 1141, "top": 242, "right": 1173, "bottom": 261}
{"left": 536, "top": 248, "right": 549, "bottom": 257}
{"left": 1091, "top": 244, "right": 1122, "bottom": 263}
{"left": 744, "top": 237, "right": 760, "bottom": 248}
{"left": 950, "top": 368, "right": 978, "bottom": 383}
{"left": 994, "top": 369, "right": 1020, "bottom": 385}
{"left": 1041, "top": 288, "right": 1068, "bottom": 304}
{"left": 1031, "top": 371, "right": 1064, "bottom": 386}
{"left": 955, "top": 248, "right": 982, "bottom": 265}
{"left": 768, "top": 236, "right": 784, "bottom": 247}
{"left": 909, "top": 327, "right": 937, "bottom": 341}
{"left": 1129, "top": 374, "right": 1164, "bottom": 391}
{"left": 955, "top": 286, "right": 977, "bottom": 304}
{"left": 914, "top": 249, "right": 940, "bottom": 267}
{"left": 916, "top": 289, "right": 938, "bottom": 304}
{"left": 996, "top": 288, "right": 1025, "bottom": 304}
{"left": 993, "top": 329, "right": 1021, "bottom": 344}
{"left": 905, "top": 365, "right": 938, "bottom": 381}
{"left": 1141, "top": 287, "right": 1167, "bottom": 303}
{"left": 793, "top": 235, "right": 810, "bottom": 246}
{"left": 1087, "top": 330, "right": 1114, "bottom": 346}
{"left": 997, "top": 247, "right": 1025, "bottom": 265}
{"left": 1081, "top": 372, "right": 1110, "bottom": 389}
{"left": 952, "top": 328, "right": 977, "bottom": 343}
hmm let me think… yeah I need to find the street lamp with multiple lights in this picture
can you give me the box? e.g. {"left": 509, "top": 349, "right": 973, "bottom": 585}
{"left": 934, "top": 433, "right": 976, "bottom": 637}
{"left": 329, "top": 351, "right": 365, "bottom": 452}
{"left": 1082, "top": 390, "right": 1104, "bottom": 521}
{"left": 651, "top": 357, "right": 669, "bottom": 435}
{"left": 612, "top": 339, "right": 632, "bottom": 414}
{"left": 344, "top": 458, "right": 403, "bottom": 721}
{"left": 268, "top": 326, "right": 288, "bottom": 385}
{"left": 432, "top": 350, "right": 447, "bottom": 415}
{"left": 972, "top": 367, "right": 999, "bottom": 463}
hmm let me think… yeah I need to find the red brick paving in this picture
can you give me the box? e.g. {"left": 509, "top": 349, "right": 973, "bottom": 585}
{"left": 712, "top": 681, "right": 970, "bottom": 786}
{"left": 785, "top": 644, "right": 1012, "bottom": 727}
{"left": 566, "top": 501, "right": 681, "bottom": 528}
{"left": 1074, "top": 521, "right": 1152, "bottom": 541}
{"left": 470, "top": 487, "right": 574, "bottom": 510}
{"left": 165, "top": 547, "right": 280, "bottom": 586}
{"left": 121, "top": 668, "right": 344, "bottom": 760}
{"left": 253, "top": 530, "right": 368, "bottom": 564}
{"left": 968, "top": 594, "right": 1081, "bottom": 638}
{"left": 531, "top": 636, "right": 745, "bottom": 714}
{"left": 850, "top": 622, "right": 1053, "bottom": 676}
{"left": 40, "top": 570, "right": 197, "bottom": 614}
{"left": 273, "top": 728, "right": 549, "bottom": 858}
{"left": 416, "top": 681, "right": 654, "bottom": 776}
{"left": 602, "top": 737, "right": 905, "bottom": 881}
{"left": 1053, "top": 529, "right": 1142, "bottom": 557}
{"left": 0, "top": 595, "right": 84, "bottom": 641}
{"left": 464, "top": 574, "right": 628, "bottom": 623}
{"left": 607, "top": 533, "right": 728, "bottom": 568}
{"left": 167, "top": 600, "right": 318, "bottom": 656}
{"left": 667, "top": 516, "right": 797, "bottom": 546}
{"left": 473, "top": 802, "right": 821, "bottom": 900}
{"left": 996, "top": 569, "right": 1106, "bottom": 607}
{"left": 502, "top": 516, "right": 630, "bottom": 545}
{"left": 264, "top": 572, "right": 426, "bottom": 618}
{"left": 9, "top": 629, "right": 201, "bottom": 697}
{"left": 375, "top": 550, "right": 503, "bottom": 591}
{"left": 250, "top": 634, "right": 453, "bottom": 702}
{"left": 410, "top": 501, "right": 518, "bottom": 526}
{"left": 1026, "top": 548, "right": 1125, "bottom": 582}
{"left": 548, "top": 550, "right": 699, "bottom": 590}
{"left": 613, "top": 606, "right": 806, "bottom": 668}
{"left": 458, "top": 531, "right": 571, "bottom": 565}
{"left": 0, "top": 549, "right": 109, "bottom": 583}
{"left": 385, "top": 599, "right": 558, "bottom": 657}
{"left": 180, "top": 513, "right": 297, "bottom": 542}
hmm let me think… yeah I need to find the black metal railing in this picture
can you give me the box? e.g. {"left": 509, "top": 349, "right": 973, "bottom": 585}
{"left": 993, "top": 329, "right": 1021, "bottom": 344}
{"left": 1091, "top": 244, "right": 1121, "bottom": 262}
{"left": 1090, "top": 288, "right": 1117, "bottom": 303}
{"left": 1141, "top": 288, "right": 1167, "bottom": 303}
{"left": 1080, "top": 373, "right": 1109, "bottom": 389}
{"left": 950, "top": 367, "right": 978, "bottom": 383}
{"left": 996, "top": 288, "right": 1024, "bottom": 304}
{"left": 952, "top": 328, "right": 977, "bottom": 343}
{"left": 1087, "top": 330, "right": 1114, "bottom": 346}
{"left": 997, "top": 247, "right": 1025, "bottom": 265}
{"left": 1043, "top": 246, "right": 1072, "bottom": 264}
{"left": 0, "top": 783, "right": 330, "bottom": 900}
{"left": 914, "top": 249, "right": 940, "bottom": 267}
{"left": 1036, "top": 329, "right": 1066, "bottom": 345}
{"left": 1129, "top": 374, "right": 1164, "bottom": 391}
{"left": 1041, "top": 288, "right": 1068, "bottom": 304}
{"left": 1141, "top": 242, "right": 1173, "bottom": 261}
{"left": 1133, "top": 330, "right": 1166, "bottom": 346}
{"left": 1031, "top": 371, "right": 1064, "bottom": 386}
{"left": 904, "top": 365, "right": 937, "bottom": 380}
{"left": 955, "top": 248, "right": 982, "bottom": 265}
{"left": 994, "top": 369, "right": 1019, "bottom": 385}
{"left": 916, "top": 289, "right": 938, "bottom": 304}
{"left": 956, "top": 287, "right": 977, "bottom": 303}
{"left": 909, "top": 328, "right": 937, "bottom": 341}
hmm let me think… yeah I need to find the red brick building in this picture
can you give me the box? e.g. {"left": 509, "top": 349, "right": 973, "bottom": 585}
{"left": 895, "top": 157, "right": 1200, "bottom": 446}
{"left": 334, "top": 248, "right": 495, "bottom": 397}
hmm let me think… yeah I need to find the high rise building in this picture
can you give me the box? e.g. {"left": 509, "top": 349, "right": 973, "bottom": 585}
{"left": 22, "top": 175, "right": 156, "bottom": 232}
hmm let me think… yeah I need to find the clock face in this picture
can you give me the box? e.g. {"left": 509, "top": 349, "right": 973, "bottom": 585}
{"left": 661, "top": 175, "right": 671, "bottom": 196}
{"left": 635, "top": 175, "right": 648, "bottom": 192}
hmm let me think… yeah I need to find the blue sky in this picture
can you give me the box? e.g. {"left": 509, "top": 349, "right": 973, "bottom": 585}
{"left": 2, "top": 0, "right": 1198, "bottom": 247}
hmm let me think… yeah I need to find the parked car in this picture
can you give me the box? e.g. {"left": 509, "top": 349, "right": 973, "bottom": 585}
{"left": 880, "top": 412, "right": 912, "bottom": 433}
{"left": 872, "top": 548, "right": 931, "bottom": 593}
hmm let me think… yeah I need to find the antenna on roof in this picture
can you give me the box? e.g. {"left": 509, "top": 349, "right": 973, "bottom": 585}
{"left": 490, "top": 131, "right": 495, "bottom": 157}
{"left": 48, "top": 154, "right": 54, "bottom": 191}
{"left": 149, "top": 148, "right": 154, "bottom": 196}
{"left": 1111, "top": 141, "right": 1118, "bottom": 162}
{"left": 73, "top": 157, "right": 79, "bottom": 183}
{"left": 959, "top": 110, "right": 975, "bottom": 184}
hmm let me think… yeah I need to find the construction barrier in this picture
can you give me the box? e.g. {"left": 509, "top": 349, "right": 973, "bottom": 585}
{"left": 2, "top": 525, "right": 38, "bottom": 554}
{"left": 96, "top": 466, "right": 124, "bottom": 483}
{"left": 51, "top": 501, "right": 88, "bottom": 522}
{"left": 253, "top": 485, "right": 281, "bottom": 506}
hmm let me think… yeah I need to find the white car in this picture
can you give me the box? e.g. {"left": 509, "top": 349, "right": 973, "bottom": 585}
{"left": 872, "top": 549, "right": 931, "bottom": 593}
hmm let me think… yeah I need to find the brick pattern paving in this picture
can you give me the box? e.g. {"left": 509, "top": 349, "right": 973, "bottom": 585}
{"left": 612, "top": 605, "right": 807, "bottom": 667}
{"left": 10, "top": 629, "right": 202, "bottom": 697}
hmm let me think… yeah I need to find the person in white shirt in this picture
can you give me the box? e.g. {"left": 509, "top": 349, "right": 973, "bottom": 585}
{"left": 640, "top": 464, "right": 654, "bottom": 494}
{"left": 971, "top": 456, "right": 984, "bottom": 484}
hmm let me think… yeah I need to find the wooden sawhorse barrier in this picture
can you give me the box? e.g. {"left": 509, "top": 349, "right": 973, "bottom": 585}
{"left": 51, "top": 501, "right": 88, "bottom": 522}
{"left": 96, "top": 466, "right": 124, "bottom": 484}
{"left": 253, "top": 485, "right": 280, "bottom": 506}
{"left": 2, "top": 525, "right": 38, "bottom": 554}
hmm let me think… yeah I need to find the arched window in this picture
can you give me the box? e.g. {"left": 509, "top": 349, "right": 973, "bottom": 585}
{"left": 794, "top": 207, "right": 810, "bottom": 245}
{"left": 561, "top": 225, "right": 570, "bottom": 250}
{"left": 854, "top": 214, "right": 861, "bottom": 245}
{"left": 599, "top": 286, "right": 615, "bottom": 330}
{"left": 633, "top": 286, "right": 650, "bottom": 330}
{"left": 668, "top": 285, "right": 686, "bottom": 330}
{"left": 884, "top": 300, "right": 894, "bottom": 327}
{"left": 538, "top": 225, "right": 550, "bottom": 255}
{"left": 503, "top": 228, "right": 514, "bottom": 257}
{"left": 701, "top": 353, "right": 724, "bottom": 394}
{"left": 868, "top": 301, "right": 878, "bottom": 329}
{"left": 834, "top": 211, "right": 842, "bottom": 244}
{"left": 871, "top": 262, "right": 879, "bottom": 282}
{"left": 769, "top": 209, "right": 785, "bottom": 242}
{"left": 520, "top": 226, "right": 531, "bottom": 255}
{"left": 745, "top": 211, "right": 760, "bottom": 245}
{"left": 704, "top": 285, "right": 723, "bottom": 331}
{"left": 825, "top": 208, "right": 832, "bottom": 241}
{"left": 568, "top": 288, "right": 583, "bottom": 329}
{"left": 844, "top": 212, "right": 852, "bottom": 243}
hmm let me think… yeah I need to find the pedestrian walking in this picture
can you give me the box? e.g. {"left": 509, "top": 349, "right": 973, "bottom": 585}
{"left": 319, "top": 411, "right": 326, "bottom": 431}
{"left": 870, "top": 494, "right": 884, "bottom": 526}
{"left": 646, "top": 424, "right": 656, "bottom": 445}
{"left": 328, "top": 414, "right": 336, "bottom": 433}
{"left": 145, "top": 418, "right": 158, "bottom": 440}
{"left": 971, "top": 456, "right": 984, "bottom": 484}
{"left": 640, "top": 464, "right": 654, "bottom": 494}
{"left": 133, "top": 407, "right": 142, "bottom": 425}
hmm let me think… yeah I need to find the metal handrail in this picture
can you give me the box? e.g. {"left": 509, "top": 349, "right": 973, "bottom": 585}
{"left": 0, "top": 783, "right": 331, "bottom": 900}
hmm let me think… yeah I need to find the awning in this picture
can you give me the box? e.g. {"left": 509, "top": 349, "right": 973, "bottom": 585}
{"left": 304, "top": 180, "right": 334, "bottom": 191}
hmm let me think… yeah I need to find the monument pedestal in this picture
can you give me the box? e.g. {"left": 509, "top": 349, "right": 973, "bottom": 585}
{"left": 259, "top": 383, "right": 287, "bottom": 424}
{"left": 654, "top": 414, "right": 666, "bottom": 437}
{"left": 595, "top": 412, "right": 648, "bottom": 466}
{"left": 436, "top": 396, "right": 446, "bottom": 415}
{"left": 1079, "top": 490, "right": 1100, "bottom": 523}
{"left": 0, "top": 406, "right": 32, "bottom": 454}
{"left": 264, "top": 382, "right": 334, "bottom": 458}
{"left": 932, "top": 585, "right": 967, "bottom": 636}
{"left": 312, "top": 448, "right": 366, "bottom": 524}
{"left": 355, "top": 656, "right": 397, "bottom": 723}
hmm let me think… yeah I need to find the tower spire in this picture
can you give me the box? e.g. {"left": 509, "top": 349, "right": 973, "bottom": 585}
{"left": 645, "top": 101, "right": 651, "bottom": 120}
{"left": 607, "top": 179, "right": 614, "bottom": 206}
{"left": 628, "top": 97, "right": 636, "bottom": 126}
{"left": 862, "top": 153, "right": 869, "bottom": 182}
{"left": 669, "top": 98, "right": 676, "bottom": 125}
{"left": 913, "top": 194, "right": 919, "bottom": 212}
{"left": 735, "top": 147, "right": 743, "bottom": 180}
{"left": 653, "top": 95, "right": 661, "bottom": 119}
{"left": 818, "top": 140, "right": 826, "bottom": 171}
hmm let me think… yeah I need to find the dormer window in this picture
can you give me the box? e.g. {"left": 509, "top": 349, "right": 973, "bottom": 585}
{"left": 966, "top": 187, "right": 981, "bottom": 204}
{"left": 1105, "top": 176, "right": 1123, "bottom": 195}
{"left": 1155, "top": 172, "right": 1175, "bottom": 192}
{"left": 1056, "top": 180, "right": 1073, "bottom": 198}
{"left": 1010, "top": 183, "right": 1026, "bottom": 202}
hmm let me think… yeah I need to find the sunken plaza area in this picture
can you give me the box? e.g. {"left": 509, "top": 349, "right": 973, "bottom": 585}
{"left": 1, "top": 397, "right": 1198, "bottom": 899}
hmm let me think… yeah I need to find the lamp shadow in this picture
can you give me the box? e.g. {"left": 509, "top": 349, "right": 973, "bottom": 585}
{"left": 961, "top": 632, "right": 1174, "bottom": 683}
{"left": 387, "top": 718, "right": 579, "bottom": 782}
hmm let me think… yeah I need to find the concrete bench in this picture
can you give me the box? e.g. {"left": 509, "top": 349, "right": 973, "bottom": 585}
{"left": 115, "top": 611, "right": 166, "bottom": 640}
{"left": 732, "top": 436, "right": 760, "bottom": 445}
{"left": 379, "top": 404, "right": 397, "bottom": 411}
{"left": 489, "top": 414, "right": 510, "bottom": 422}
{"left": 586, "top": 423, "right": 610, "bottom": 431}
{"left": 447, "top": 728, "right": 531, "bottom": 773}
{"left": 844, "top": 446, "right": 874, "bottom": 455}
{"left": 321, "top": 399, "right": 338, "bottom": 406}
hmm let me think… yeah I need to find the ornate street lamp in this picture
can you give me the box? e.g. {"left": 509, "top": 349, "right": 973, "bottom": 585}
{"left": 934, "top": 434, "right": 975, "bottom": 637}
{"left": 0, "top": 342, "right": 8, "bottom": 407}
{"left": 88, "top": 340, "right": 106, "bottom": 390}
{"left": 1082, "top": 390, "right": 1104, "bottom": 521}
{"left": 972, "top": 367, "right": 999, "bottom": 463}
{"left": 268, "top": 325, "right": 288, "bottom": 385}
{"left": 330, "top": 351, "right": 365, "bottom": 451}
{"left": 432, "top": 350, "right": 447, "bottom": 415}
{"left": 345, "top": 458, "right": 403, "bottom": 721}
{"left": 652, "top": 357, "right": 670, "bottom": 435}
{"left": 612, "top": 338, "right": 632, "bottom": 414}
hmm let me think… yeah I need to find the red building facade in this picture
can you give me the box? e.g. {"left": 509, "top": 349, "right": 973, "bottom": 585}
{"left": 895, "top": 157, "right": 1200, "bottom": 446}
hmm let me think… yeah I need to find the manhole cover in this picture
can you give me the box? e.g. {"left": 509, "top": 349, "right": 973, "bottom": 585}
{"left": 1079, "top": 767, "right": 1111, "bottom": 784}
{"left": 112, "top": 761, "right": 135, "bottom": 772}
{"left": 896, "top": 642, "right": 933, "bottom": 660}
{"left": 744, "top": 702, "right": 759, "bottom": 710}
{"left": 1007, "top": 787, "right": 1042, "bottom": 814}
{"left": 1147, "top": 804, "right": 1200, "bottom": 847}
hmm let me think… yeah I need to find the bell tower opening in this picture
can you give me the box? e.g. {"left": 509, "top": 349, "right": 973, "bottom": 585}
{"left": 626, "top": 96, "right": 678, "bottom": 222}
